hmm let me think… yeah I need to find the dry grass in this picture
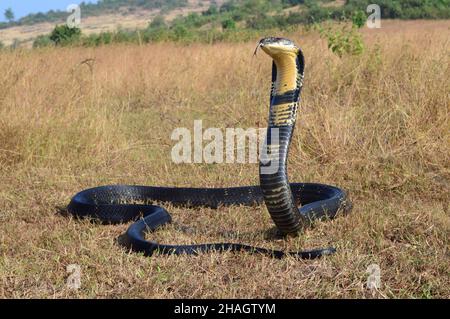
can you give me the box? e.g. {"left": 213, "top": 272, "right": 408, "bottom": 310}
{"left": 0, "top": 20, "right": 449, "bottom": 298}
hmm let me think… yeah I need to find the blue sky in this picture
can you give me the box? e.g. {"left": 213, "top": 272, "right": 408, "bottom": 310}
{"left": 0, "top": 0, "right": 99, "bottom": 22}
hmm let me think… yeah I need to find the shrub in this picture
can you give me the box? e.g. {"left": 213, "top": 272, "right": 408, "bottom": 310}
{"left": 149, "top": 15, "right": 166, "bottom": 29}
{"left": 143, "top": 28, "right": 171, "bottom": 42}
{"left": 171, "top": 24, "right": 191, "bottom": 41}
{"left": 352, "top": 10, "right": 367, "bottom": 28}
{"left": 50, "top": 25, "right": 82, "bottom": 46}
{"left": 222, "top": 18, "right": 236, "bottom": 30}
{"left": 318, "top": 23, "right": 365, "bottom": 57}
{"left": 203, "top": 4, "right": 218, "bottom": 16}
{"left": 304, "top": 0, "right": 331, "bottom": 24}
{"left": 33, "top": 35, "right": 54, "bottom": 48}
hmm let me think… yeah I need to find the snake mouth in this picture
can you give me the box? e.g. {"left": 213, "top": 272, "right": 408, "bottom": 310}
{"left": 254, "top": 37, "right": 298, "bottom": 57}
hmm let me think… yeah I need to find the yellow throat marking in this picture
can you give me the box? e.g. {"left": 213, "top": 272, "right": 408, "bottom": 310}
{"left": 269, "top": 49, "right": 300, "bottom": 126}
{"left": 273, "top": 50, "right": 299, "bottom": 95}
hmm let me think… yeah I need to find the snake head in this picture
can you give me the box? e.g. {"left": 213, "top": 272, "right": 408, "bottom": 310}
{"left": 254, "top": 37, "right": 299, "bottom": 58}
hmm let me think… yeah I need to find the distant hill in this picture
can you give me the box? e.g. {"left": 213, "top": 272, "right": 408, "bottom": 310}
{"left": 3, "top": 0, "right": 449, "bottom": 30}
{"left": 0, "top": 0, "right": 198, "bottom": 29}
{"left": 0, "top": 0, "right": 219, "bottom": 47}
{"left": 0, "top": 0, "right": 449, "bottom": 48}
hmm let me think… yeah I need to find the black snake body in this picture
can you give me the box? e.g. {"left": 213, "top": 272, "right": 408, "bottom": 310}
{"left": 68, "top": 38, "right": 352, "bottom": 259}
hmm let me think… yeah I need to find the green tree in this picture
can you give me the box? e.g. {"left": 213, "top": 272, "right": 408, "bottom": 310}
{"left": 222, "top": 18, "right": 236, "bottom": 30}
{"left": 172, "top": 24, "right": 190, "bottom": 40}
{"left": 4, "top": 8, "right": 15, "bottom": 23}
{"left": 50, "top": 25, "right": 82, "bottom": 46}
{"left": 352, "top": 10, "right": 367, "bottom": 28}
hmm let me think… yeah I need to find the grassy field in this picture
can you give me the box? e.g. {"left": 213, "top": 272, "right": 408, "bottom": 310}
{"left": 0, "top": 20, "right": 449, "bottom": 298}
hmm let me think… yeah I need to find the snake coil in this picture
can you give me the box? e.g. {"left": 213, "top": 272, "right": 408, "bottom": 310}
{"left": 68, "top": 37, "right": 352, "bottom": 259}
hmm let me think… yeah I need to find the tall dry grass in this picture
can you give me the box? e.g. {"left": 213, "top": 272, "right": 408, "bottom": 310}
{"left": 0, "top": 20, "right": 449, "bottom": 298}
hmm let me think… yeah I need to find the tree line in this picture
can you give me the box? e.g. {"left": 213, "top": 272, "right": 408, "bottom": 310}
{"left": 1, "top": 0, "right": 448, "bottom": 49}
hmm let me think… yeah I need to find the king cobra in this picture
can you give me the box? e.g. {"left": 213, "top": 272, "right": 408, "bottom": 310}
{"left": 68, "top": 37, "right": 352, "bottom": 259}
